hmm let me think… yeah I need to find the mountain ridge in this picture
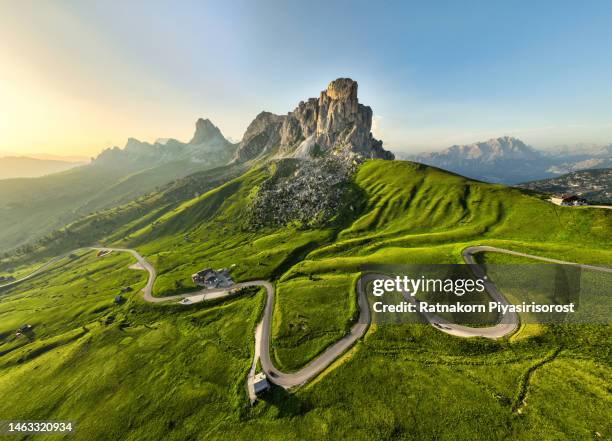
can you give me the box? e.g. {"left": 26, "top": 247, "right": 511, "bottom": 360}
{"left": 405, "top": 137, "right": 612, "bottom": 184}
{"left": 93, "top": 118, "right": 237, "bottom": 168}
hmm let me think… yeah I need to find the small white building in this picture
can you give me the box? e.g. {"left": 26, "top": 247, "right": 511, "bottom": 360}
{"left": 252, "top": 373, "right": 270, "bottom": 395}
{"left": 192, "top": 268, "right": 233, "bottom": 289}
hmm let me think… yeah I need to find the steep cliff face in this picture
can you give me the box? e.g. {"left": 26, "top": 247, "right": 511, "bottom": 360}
{"left": 234, "top": 78, "right": 394, "bottom": 162}
{"left": 232, "top": 112, "right": 284, "bottom": 162}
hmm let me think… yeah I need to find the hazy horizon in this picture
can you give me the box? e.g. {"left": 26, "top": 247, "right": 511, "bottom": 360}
{"left": 2, "top": 1, "right": 612, "bottom": 157}
{"left": 2, "top": 115, "right": 612, "bottom": 160}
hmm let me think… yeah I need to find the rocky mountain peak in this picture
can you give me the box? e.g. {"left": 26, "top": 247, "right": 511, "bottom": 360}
{"left": 190, "top": 118, "right": 225, "bottom": 145}
{"left": 233, "top": 78, "right": 394, "bottom": 162}
{"left": 92, "top": 118, "right": 236, "bottom": 168}
{"left": 486, "top": 136, "right": 533, "bottom": 153}
{"left": 324, "top": 77, "right": 358, "bottom": 101}
{"left": 443, "top": 137, "right": 538, "bottom": 160}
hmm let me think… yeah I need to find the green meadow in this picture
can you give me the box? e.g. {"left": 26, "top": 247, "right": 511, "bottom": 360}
{"left": 0, "top": 159, "right": 610, "bottom": 440}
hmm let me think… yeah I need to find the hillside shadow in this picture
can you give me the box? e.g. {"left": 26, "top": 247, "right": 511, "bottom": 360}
{"left": 257, "top": 384, "right": 312, "bottom": 418}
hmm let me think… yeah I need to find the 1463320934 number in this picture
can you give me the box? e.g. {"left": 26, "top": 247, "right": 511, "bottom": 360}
{"left": 1, "top": 421, "right": 75, "bottom": 434}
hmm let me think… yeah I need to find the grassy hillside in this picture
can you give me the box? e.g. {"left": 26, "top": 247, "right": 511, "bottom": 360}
{"left": 0, "top": 165, "right": 129, "bottom": 250}
{"left": 0, "top": 250, "right": 608, "bottom": 440}
{"left": 0, "top": 163, "right": 246, "bottom": 269}
{"left": 16, "top": 158, "right": 604, "bottom": 371}
{"left": 0, "top": 251, "right": 264, "bottom": 440}
{"left": 311, "top": 161, "right": 610, "bottom": 258}
{"left": 0, "top": 159, "right": 610, "bottom": 440}
{"left": 84, "top": 159, "right": 609, "bottom": 371}
{"left": 0, "top": 160, "right": 241, "bottom": 253}
{"left": 273, "top": 161, "right": 610, "bottom": 370}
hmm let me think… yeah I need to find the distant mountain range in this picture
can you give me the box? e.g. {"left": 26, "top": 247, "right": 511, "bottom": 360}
{"left": 0, "top": 119, "right": 240, "bottom": 250}
{"left": 516, "top": 168, "right": 611, "bottom": 205}
{"left": 0, "top": 156, "right": 86, "bottom": 179}
{"left": 403, "top": 137, "right": 612, "bottom": 184}
{"left": 93, "top": 118, "right": 237, "bottom": 168}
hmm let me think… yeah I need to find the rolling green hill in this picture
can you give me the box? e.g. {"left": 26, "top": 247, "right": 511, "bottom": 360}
{"left": 101, "top": 159, "right": 610, "bottom": 370}
{"left": 0, "top": 163, "right": 247, "bottom": 269}
{"left": 0, "top": 158, "right": 610, "bottom": 440}
{"left": 0, "top": 159, "right": 243, "bottom": 254}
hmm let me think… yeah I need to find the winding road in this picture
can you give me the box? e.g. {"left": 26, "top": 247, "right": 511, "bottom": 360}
{"left": 0, "top": 251, "right": 78, "bottom": 289}
{"left": 2, "top": 245, "right": 610, "bottom": 391}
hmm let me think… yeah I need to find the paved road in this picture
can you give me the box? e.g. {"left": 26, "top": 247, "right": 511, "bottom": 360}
{"left": 4, "top": 245, "right": 610, "bottom": 389}
{"left": 0, "top": 251, "right": 76, "bottom": 289}
{"left": 257, "top": 277, "right": 369, "bottom": 388}
{"left": 2, "top": 246, "right": 369, "bottom": 388}
{"left": 585, "top": 205, "right": 612, "bottom": 210}
{"left": 376, "top": 246, "right": 520, "bottom": 340}
{"left": 463, "top": 245, "right": 612, "bottom": 274}
{"left": 367, "top": 270, "right": 520, "bottom": 340}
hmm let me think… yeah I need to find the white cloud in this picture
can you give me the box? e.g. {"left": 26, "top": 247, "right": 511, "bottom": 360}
{"left": 371, "top": 115, "right": 383, "bottom": 139}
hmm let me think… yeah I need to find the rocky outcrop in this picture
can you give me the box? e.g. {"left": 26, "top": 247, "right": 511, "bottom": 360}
{"left": 190, "top": 118, "right": 227, "bottom": 145}
{"left": 232, "top": 112, "right": 284, "bottom": 162}
{"left": 234, "top": 78, "right": 394, "bottom": 162}
{"left": 247, "top": 157, "right": 359, "bottom": 228}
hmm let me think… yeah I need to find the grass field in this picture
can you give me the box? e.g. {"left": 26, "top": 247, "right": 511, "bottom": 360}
{"left": 0, "top": 159, "right": 610, "bottom": 440}
{"left": 2, "top": 252, "right": 609, "bottom": 440}
{"left": 0, "top": 251, "right": 265, "bottom": 440}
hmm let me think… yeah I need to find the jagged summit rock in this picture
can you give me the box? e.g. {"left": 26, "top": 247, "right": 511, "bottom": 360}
{"left": 190, "top": 118, "right": 226, "bottom": 145}
{"left": 324, "top": 77, "right": 358, "bottom": 100}
{"left": 233, "top": 78, "right": 394, "bottom": 162}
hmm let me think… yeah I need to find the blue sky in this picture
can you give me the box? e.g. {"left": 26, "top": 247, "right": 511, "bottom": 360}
{"left": 1, "top": 0, "right": 612, "bottom": 156}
